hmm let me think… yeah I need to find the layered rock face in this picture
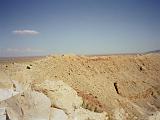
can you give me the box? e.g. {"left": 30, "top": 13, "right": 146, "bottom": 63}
{"left": 0, "top": 78, "right": 108, "bottom": 120}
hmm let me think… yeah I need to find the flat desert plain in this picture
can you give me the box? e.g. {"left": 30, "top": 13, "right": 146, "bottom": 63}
{"left": 0, "top": 53, "right": 160, "bottom": 120}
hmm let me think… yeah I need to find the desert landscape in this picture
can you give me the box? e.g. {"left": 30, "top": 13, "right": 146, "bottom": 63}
{"left": 0, "top": 52, "right": 160, "bottom": 120}
{"left": 1, "top": 0, "right": 160, "bottom": 119}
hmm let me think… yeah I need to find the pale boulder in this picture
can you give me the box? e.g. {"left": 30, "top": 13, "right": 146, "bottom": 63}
{"left": 0, "top": 80, "right": 23, "bottom": 101}
{"left": 0, "top": 107, "right": 6, "bottom": 120}
{"left": 50, "top": 108, "right": 68, "bottom": 120}
{"left": 33, "top": 80, "right": 83, "bottom": 114}
{"left": 0, "top": 90, "right": 51, "bottom": 120}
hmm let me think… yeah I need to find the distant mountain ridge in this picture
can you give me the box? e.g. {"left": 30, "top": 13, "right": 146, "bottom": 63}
{"left": 145, "top": 50, "right": 160, "bottom": 54}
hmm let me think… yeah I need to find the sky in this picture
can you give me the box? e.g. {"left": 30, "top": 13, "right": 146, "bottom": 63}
{"left": 0, "top": 0, "right": 160, "bottom": 57}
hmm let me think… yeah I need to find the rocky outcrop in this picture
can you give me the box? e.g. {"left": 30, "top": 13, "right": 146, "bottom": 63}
{"left": 0, "top": 80, "right": 23, "bottom": 101}
{"left": 32, "top": 80, "right": 108, "bottom": 120}
{"left": 0, "top": 80, "right": 108, "bottom": 120}
{"left": 0, "top": 90, "right": 51, "bottom": 120}
{"left": 32, "top": 80, "right": 83, "bottom": 114}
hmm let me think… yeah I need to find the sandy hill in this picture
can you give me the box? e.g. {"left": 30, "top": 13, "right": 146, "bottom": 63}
{"left": 0, "top": 53, "right": 160, "bottom": 119}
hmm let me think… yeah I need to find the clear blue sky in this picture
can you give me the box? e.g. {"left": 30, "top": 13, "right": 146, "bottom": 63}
{"left": 0, "top": 0, "right": 160, "bottom": 56}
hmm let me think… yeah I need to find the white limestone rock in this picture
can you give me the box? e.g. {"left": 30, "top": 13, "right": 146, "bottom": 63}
{"left": 0, "top": 80, "right": 23, "bottom": 102}
{"left": 0, "top": 108, "right": 6, "bottom": 120}
{"left": 0, "top": 90, "right": 51, "bottom": 120}
{"left": 0, "top": 79, "right": 109, "bottom": 120}
{"left": 50, "top": 108, "right": 68, "bottom": 120}
{"left": 33, "top": 80, "right": 83, "bottom": 114}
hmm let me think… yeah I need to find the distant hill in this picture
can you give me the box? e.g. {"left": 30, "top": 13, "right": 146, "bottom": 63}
{"left": 145, "top": 50, "right": 160, "bottom": 54}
